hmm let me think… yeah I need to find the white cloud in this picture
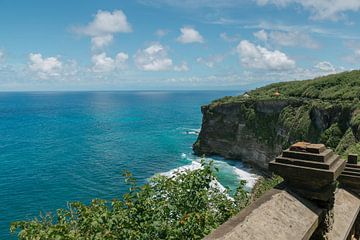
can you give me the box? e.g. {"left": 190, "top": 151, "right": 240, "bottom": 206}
{"left": 315, "top": 61, "right": 336, "bottom": 72}
{"left": 174, "top": 61, "right": 189, "bottom": 71}
{"left": 270, "top": 31, "right": 319, "bottom": 49}
{"left": 197, "top": 55, "right": 225, "bottom": 68}
{"left": 177, "top": 27, "right": 204, "bottom": 44}
{"left": 91, "top": 52, "right": 128, "bottom": 72}
{"left": 0, "top": 50, "right": 4, "bottom": 61}
{"left": 74, "top": 10, "right": 132, "bottom": 50}
{"left": 256, "top": 0, "right": 360, "bottom": 21}
{"left": 220, "top": 32, "right": 241, "bottom": 42}
{"left": 236, "top": 40, "right": 295, "bottom": 70}
{"left": 139, "top": 0, "right": 244, "bottom": 9}
{"left": 253, "top": 30, "right": 268, "bottom": 42}
{"left": 28, "top": 53, "right": 63, "bottom": 79}
{"left": 134, "top": 43, "right": 173, "bottom": 71}
{"left": 254, "top": 29, "right": 319, "bottom": 49}
{"left": 155, "top": 29, "right": 169, "bottom": 38}
{"left": 91, "top": 35, "right": 114, "bottom": 49}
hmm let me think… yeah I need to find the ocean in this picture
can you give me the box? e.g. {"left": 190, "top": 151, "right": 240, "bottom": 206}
{"left": 0, "top": 91, "right": 259, "bottom": 239}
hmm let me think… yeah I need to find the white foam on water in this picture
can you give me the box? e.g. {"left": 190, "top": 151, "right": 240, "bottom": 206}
{"left": 232, "top": 167, "right": 259, "bottom": 189}
{"left": 160, "top": 160, "right": 202, "bottom": 178}
{"left": 158, "top": 153, "right": 260, "bottom": 196}
{"left": 179, "top": 127, "right": 201, "bottom": 135}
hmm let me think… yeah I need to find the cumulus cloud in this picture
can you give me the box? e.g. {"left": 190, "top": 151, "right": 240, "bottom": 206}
{"left": 220, "top": 32, "right": 241, "bottom": 42}
{"left": 73, "top": 10, "right": 132, "bottom": 50}
{"left": 254, "top": 29, "right": 319, "bottom": 49}
{"left": 314, "top": 61, "right": 336, "bottom": 72}
{"left": 174, "top": 61, "right": 189, "bottom": 71}
{"left": 139, "top": 0, "right": 244, "bottom": 9}
{"left": 253, "top": 29, "right": 268, "bottom": 42}
{"left": 28, "top": 53, "right": 63, "bottom": 79}
{"left": 256, "top": 0, "right": 360, "bottom": 20}
{"left": 177, "top": 27, "right": 204, "bottom": 44}
{"left": 155, "top": 29, "right": 169, "bottom": 38}
{"left": 91, "top": 35, "right": 114, "bottom": 49}
{"left": 196, "top": 55, "right": 225, "bottom": 68}
{"left": 91, "top": 52, "right": 129, "bottom": 72}
{"left": 134, "top": 43, "right": 173, "bottom": 71}
{"left": 0, "top": 50, "right": 4, "bottom": 61}
{"left": 236, "top": 40, "right": 295, "bottom": 70}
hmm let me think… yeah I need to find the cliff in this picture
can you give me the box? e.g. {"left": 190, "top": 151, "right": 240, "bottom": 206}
{"left": 193, "top": 70, "right": 360, "bottom": 170}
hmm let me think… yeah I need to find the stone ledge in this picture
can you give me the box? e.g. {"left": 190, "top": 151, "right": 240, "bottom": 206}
{"left": 205, "top": 185, "right": 323, "bottom": 240}
{"left": 205, "top": 187, "right": 360, "bottom": 240}
{"left": 326, "top": 189, "right": 360, "bottom": 240}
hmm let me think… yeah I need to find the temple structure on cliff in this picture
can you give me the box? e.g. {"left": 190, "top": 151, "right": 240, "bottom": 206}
{"left": 206, "top": 142, "right": 360, "bottom": 240}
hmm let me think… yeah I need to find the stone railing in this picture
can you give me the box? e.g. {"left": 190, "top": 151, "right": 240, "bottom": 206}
{"left": 205, "top": 142, "right": 360, "bottom": 240}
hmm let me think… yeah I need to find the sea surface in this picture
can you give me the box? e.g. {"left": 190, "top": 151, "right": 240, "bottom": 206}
{"left": 0, "top": 91, "right": 259, "bottom": 239}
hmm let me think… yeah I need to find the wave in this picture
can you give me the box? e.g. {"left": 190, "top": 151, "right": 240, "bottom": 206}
{"left": 157, "top": 153, "right": 260, "bottom": 194}
{"left": 179, "top": 127, "right": 201, "bottom": 135}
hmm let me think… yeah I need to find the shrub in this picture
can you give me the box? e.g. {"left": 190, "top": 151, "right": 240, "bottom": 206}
{"left": 11, "top": 161, "right": 250, "bottom": 240}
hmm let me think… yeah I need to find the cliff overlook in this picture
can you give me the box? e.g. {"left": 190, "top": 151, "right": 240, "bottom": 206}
{"left": 193, "top": 70, "right": 360, "bottom": 170}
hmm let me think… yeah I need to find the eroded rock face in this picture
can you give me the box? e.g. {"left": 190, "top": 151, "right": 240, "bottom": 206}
{"left": 193, "top": 99, "right": 356, "bottom": 171}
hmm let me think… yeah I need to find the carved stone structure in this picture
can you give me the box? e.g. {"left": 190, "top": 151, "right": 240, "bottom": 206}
{"left": 205, "top": 142, "right": 360, "bottom": 240}
{"left": 269, "top": 142, "right": 345, "bottom": 201}
{"left": 339, "top": 154, "right": 360, "bottom": 196}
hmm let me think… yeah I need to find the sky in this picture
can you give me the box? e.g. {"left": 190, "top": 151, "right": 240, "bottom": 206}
{"left": 0, "top": 0, "right": 360, "bottom": 91}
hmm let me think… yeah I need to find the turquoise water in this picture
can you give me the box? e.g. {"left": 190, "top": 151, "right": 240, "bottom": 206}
{"left": 0, "top": 91, "right": 258, "bottom": 239}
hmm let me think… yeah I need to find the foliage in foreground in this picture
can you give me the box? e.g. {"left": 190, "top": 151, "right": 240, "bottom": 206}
{"left": 11, "top": 161, "right": 250, "bottom": 240}
{"left": 250, "top": 175, "right": 283, "bottom": 202}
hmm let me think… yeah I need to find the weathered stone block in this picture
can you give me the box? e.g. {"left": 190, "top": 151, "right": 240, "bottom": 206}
{"left": 269, "top": 142, "right": 346, "bottom": 201}
{"left": 348, "top": 154, "right": 358, "bottom": 164}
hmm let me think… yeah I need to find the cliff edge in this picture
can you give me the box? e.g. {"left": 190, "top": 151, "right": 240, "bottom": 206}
{"left": 193, "top": 70, "right": 360, "bottom": 170}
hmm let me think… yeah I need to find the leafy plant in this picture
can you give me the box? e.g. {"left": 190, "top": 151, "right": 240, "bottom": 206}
{"left": 11, "top": 161, "right": 250, "bottom": 240}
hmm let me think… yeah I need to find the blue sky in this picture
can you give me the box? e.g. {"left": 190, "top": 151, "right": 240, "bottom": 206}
{"left": 0, "top": 0, "right": 360, "bottom": 91}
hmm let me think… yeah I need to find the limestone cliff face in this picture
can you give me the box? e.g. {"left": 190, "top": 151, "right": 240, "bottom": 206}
{"left": 193, "top": 98, "right": 358, "bottom": 171}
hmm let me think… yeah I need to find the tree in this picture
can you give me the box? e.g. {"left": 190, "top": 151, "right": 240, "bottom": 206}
{"left": 11, "top": 160, "right": 250, "bottom": 240}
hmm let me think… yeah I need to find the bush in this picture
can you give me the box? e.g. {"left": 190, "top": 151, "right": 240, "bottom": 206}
{"left": 11, "top": 161, "right": 250, "bottom": 240}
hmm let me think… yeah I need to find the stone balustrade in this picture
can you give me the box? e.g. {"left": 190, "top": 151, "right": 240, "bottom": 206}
{"left": 205, "top": 142, "right": 360, "bottom": 240}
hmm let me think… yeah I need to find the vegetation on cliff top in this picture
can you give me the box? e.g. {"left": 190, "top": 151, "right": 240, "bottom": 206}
{"left": 204, "top": 70, "right": 360, "bottom": 159}
{"left": 211, "top": 70, "right": 360, "bottom": 105}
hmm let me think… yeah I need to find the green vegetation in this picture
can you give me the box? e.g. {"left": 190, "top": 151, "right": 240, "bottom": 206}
{"left": 250, "top": 175, "right": 283, "bottom": 201}
{"left": 207, "top": 70, "right": 360, "bottom": 158}
{"left": 320, "top": 123, "right": 343, "bottom": 149}
{"left": 11, "top": 161, "right": 252, "bottom": 240}
{"left": 249, "top": 70, "right": 360, "bottom": 101}
{"left": 211, "top": 70, "right": 360, "bottom": 105}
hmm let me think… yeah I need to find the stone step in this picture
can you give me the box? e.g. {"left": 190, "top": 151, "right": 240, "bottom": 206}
{"left": 344, "top": 166, "right": 360, "bottom": 173}
{"left": 275, "top": 154, "right": 340, "bottom": 170}
{"left": 339, "top": 173, "right": 360, "bottom": 186}
{"left": 282, "top": 148, "right": 333, "bottom": 163}
{"left": 342, "top": 170, "right": 360, "bottom": 177}
{"left": 345, "top": 163, "right": 360, "bottom": 169}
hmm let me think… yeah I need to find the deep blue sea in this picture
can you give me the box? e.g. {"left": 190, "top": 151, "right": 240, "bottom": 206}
{"left": 0, "top": 91, "right": 258, "bottom": 239}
